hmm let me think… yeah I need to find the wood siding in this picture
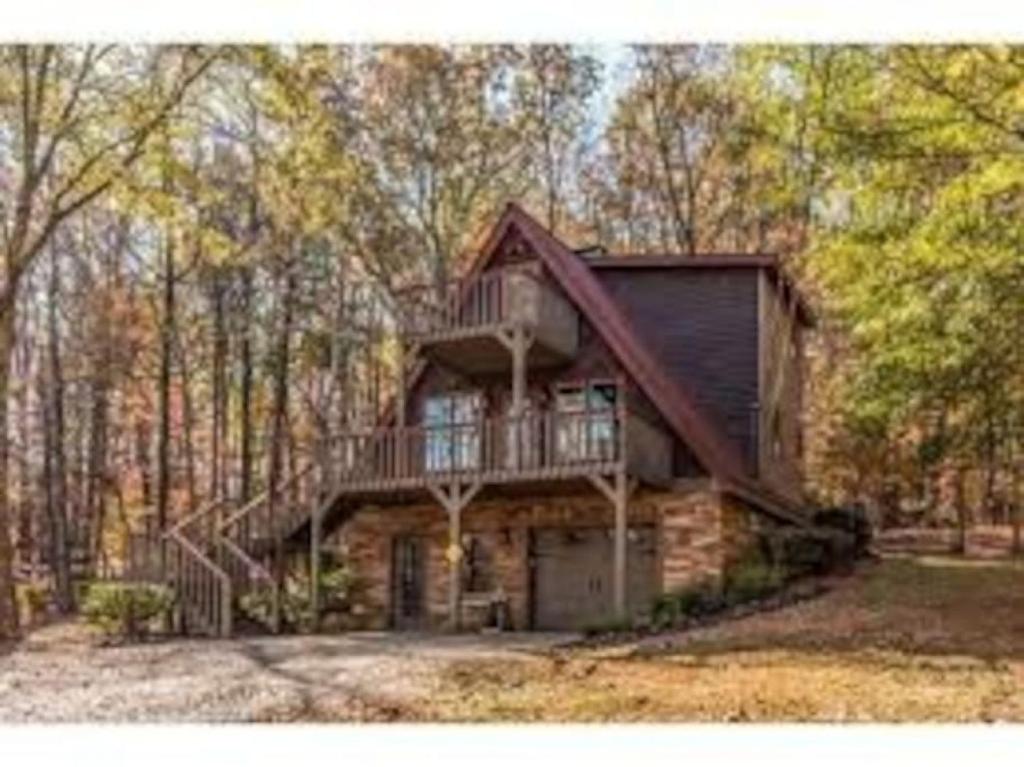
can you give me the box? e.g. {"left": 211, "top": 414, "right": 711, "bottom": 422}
{"left": 757, "top": 270, "right": 805, "bottom": 501}
{"left": 595, "top": 266, "right": 760, "bottom": 474}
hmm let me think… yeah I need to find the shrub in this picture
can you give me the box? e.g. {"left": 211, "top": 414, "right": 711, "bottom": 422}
{"left": 81, "top": 582, "right": 172, "bottom": 640}
{"left": 651, "top": 579, "right": 724, "bottom": 629}
{"left": 651, "top": 592, "right": 681, "bottom": 628}
{"left": 774, "top": 529, "right": 829, "bottom": 576}
{"left": 814, "top": 505, "right": 873, "bottom": 557}
{"left": 16, "top": 581, "right": 50, "bottom": 625}
{"left": 582, "top": 616, "right": 635, "bottom": 637}
{"left": 238, "top": 567, "right": 360, "bottom": 633}
{"left": 319, "top": 565, "right": 357, "bottom": 610}
{"left": 724, "top": 561, "right": 784, "bottom": 605}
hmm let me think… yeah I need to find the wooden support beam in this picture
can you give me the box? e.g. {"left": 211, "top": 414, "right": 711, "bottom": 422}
{"left": 612, "top": 471, "right": 627, "bottom": 619}
{"left": 587, "top": 472, "right": 617, "bottom": 505}
{"left": 428, "top": 480, "right": 483, "bottom": 631}
{"left": 587, "top": 470, "right": 631, "bottom": 619}
{"left": 446, "top": 502, "right": 462, "bottom": 631}
{"left": 495, "top": 326, "right": 534, "bottom": 412}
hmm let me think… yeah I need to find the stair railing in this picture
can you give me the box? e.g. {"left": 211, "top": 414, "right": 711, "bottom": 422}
{"left": 218, "top": 533, "right": 280, "bottom": 633}
{"left": 164, "top": 527, "right": 233, "bottom": 637}
{"left": 218, "top": 462, "right": 319, "bottom": 553}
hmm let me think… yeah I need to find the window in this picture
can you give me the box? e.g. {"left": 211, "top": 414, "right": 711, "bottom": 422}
{"left": 554, "top": 381, "right": 618, "bottom": 463}
{"left": 424, "top": 392, "right": 482, "bottom": 472}
{"left": 460, "top": 534, "right": 494, "bottom": 593}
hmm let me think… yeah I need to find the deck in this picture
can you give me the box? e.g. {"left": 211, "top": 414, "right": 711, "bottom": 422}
{"left": 398, "top": 266, "right": 579, "bottom": 373}
{"left": 325, "top": 407, "right": 672, "bottom": 495}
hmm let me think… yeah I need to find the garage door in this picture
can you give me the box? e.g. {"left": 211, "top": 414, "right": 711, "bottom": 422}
{"left": 531, "top": 525, "right": 656, "bottom": 630}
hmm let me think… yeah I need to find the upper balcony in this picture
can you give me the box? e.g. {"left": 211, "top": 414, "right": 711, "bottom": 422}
{"left": 398, "top": 266, "right": 579, "bottom": 374}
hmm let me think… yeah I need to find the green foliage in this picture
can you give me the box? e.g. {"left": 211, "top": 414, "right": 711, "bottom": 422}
{"left": 652, "top": 548, "right": 787, "bottom": 629}
{"left": 796, "top": 46, "right": 1024, "bottom": 510}
{"left": 582, "top": 616, "right": 636, "bottom": 637}
{"left": 15, "top": 581, "right": 50, "bottom": 623}
{"left": 81, "top": 582, "right": 172, "bottom": 640}
{"left": 238, "top": 566, "right": 360, "bottom": 633}
{"left": 650, "top": 579, "right": 725, "bottom": 629}
{"left": 318, "top": 565, "right": 357, "bottom": 609}
{"left": 724, "top": 561, "right": 784, "bottom": 605}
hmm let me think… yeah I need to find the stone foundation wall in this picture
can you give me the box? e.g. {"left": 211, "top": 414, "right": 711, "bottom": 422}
{"left": 329, "top": 482, "right": 768, "bottom": 630}
{"left": 660, "top": 487, "right": 726, "bottom": 591}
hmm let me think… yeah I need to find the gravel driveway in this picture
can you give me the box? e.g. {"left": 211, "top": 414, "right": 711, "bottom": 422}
{"left": 0, "top": 622, "right": 572, "bottom": 722}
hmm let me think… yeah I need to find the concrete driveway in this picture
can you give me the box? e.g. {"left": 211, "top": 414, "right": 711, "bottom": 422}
{"left": 0, "top": 622, "right": 574, "bottom": 722}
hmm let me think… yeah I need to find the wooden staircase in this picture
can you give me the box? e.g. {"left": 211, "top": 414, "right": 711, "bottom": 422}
{"left": 146, "top": 464, "right": 333, "bottom": 637}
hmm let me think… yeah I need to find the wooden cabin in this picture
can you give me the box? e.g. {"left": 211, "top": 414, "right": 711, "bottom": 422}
{"left": 157, "top": 202, "right": 813, "bottom": 637}
{"left": 306, "top": 203, "right": 813, "bottom": 632}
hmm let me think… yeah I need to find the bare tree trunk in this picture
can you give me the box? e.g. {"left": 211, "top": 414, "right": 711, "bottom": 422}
{"left": 135, "top": 420, "right": 153, "bottom": 508}
{"left": 239, "top": 268, "right": 254, "bottom": 503}
{"left": 176, "top": 328, "right": 197, "bottom": 512}
{"left": 0, "top": 304, "right": 20, "bottom": 637}
{"left": 156, "top": 227, "right": 175, "bottom": 537}
{"left": 210, "top": 276, "right": 228, "bottom": 500}
{"left": 953, "top": 465, "right": 968, "bottom": 555}
{"left": 14, "top": 315, "right": 36, "bottom": 575}
{"left": 1011, "top": 449, "right": 1022, "bottom": 558}
{"left": 86, "top": 370, "right": 109, "bottom": 575}
{"left": 268, "top": 257, "right": 296, "bottom": 582}
{"left": 45, "top": 247, "right": 73, "bottom": 612}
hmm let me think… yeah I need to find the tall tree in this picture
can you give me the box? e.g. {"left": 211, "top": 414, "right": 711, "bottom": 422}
{"left": 0, "top": 45, "right": 214, "bottom": 635}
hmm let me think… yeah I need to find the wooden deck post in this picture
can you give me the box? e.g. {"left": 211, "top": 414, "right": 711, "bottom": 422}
{"left": 511, "top": 327, "right": 526, "bottom": 417}
{"left": 497, "top": 326, "right": 533, "bottom": 470}
{"left": 429, "top": 480, "right": 482, "bottom": 632}
{"left": 588, "top": 470, "right": 632, "bottom": 620}
{"left": 447, "top": 501, "right": 462, "bottom": 631}
{"left": 612, "top": 472, "right": 627, "bottom": 619}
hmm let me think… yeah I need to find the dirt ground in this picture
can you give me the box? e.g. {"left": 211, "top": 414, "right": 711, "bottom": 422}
{"left": 4, "top": 551, "right": 1024, "bottom": 722}
{"left": 0, "top": 625, "right": 569, "bottom": 722}
{"left": 426, "top": 554, "right": 1024, "bottom": 722}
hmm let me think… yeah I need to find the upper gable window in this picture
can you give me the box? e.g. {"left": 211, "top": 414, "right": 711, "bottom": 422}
{"left": 554, "top": 381, "right": 618, "bottom": 463}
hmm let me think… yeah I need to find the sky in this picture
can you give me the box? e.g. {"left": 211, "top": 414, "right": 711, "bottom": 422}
{"left": 581, "top": 44, "right": 635, "bottom": 141}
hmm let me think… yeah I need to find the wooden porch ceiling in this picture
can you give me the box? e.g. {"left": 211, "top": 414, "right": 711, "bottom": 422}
{"left": 418, "top": 326, "right": 572, "bottom": 376}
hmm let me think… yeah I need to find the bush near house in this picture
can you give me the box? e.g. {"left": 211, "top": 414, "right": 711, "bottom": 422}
{"left": 81, "top": 582, "right": 173, "bottom": 641}
{"left": 814, "top": 505, "right": 873, "bottom": 557}
{"left": 650, "top": 579, "right": 725, "bottom": 630}
{"left": 724, "top": 560, "right": 785, "bottom": 605}
{"left": 238, "top": 564, "right": 361, "bottom": 633}
{"left": 644, "top": 525, "right": 860, "bottom": 635}
{"left": 771, "top": 525, "right": 858, "bottom": 578}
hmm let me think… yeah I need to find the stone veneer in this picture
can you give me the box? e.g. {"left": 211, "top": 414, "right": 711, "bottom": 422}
{"left": 327, "top": 480, "right": 769, "bottom": 631}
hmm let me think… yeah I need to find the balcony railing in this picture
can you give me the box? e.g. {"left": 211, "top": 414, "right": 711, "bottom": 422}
{"left": 324, "top": 410, "right": 623, "bottom": 491}
{"left": 398, "top": 267, "right": 577, "bottom": 352}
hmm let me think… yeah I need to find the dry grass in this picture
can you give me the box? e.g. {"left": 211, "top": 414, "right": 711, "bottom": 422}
{"left": 423, "top": 555, "right": 1024, "bottom": 722}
